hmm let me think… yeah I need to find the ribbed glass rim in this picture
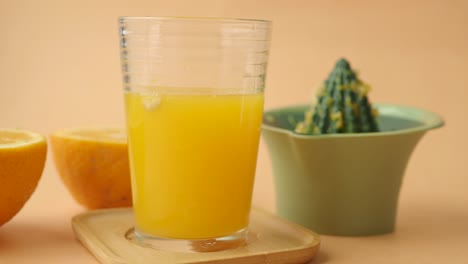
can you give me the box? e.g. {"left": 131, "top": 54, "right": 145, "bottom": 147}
{"left": 118, "top": 16, "right": 271, "bottom": 25}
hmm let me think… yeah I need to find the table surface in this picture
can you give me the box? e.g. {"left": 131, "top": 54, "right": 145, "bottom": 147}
{"left": 1, "top": 0, "right": 467, "bottom": 263}
{"left": 1, "top": 136, "right": 467, "bottom": 264}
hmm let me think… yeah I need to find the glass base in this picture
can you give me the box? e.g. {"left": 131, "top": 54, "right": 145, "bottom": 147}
{"left": 125, "top": 227, "right": 255, "bottom": 253}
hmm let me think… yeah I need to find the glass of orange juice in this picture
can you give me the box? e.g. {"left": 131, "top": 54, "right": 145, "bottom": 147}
{"left": 118, "top": 17, "right": 271, "bottom": 252}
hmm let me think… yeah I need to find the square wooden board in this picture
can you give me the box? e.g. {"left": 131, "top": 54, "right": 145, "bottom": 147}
{"left": 72, "top": 208, "right": 320, "bottom": 264}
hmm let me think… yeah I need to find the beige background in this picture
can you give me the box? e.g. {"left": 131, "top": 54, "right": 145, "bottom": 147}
{"left": 0, "top": 0, "right": 467, "bottom": 263}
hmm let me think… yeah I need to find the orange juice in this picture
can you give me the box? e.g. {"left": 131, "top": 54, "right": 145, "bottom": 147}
{"left": 125, "top": 89, "right": 264, "bottom": 239}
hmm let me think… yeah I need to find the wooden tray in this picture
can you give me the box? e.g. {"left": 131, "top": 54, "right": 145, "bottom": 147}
{"left": 72, "top": 208, "right": 320, "bottom": 264}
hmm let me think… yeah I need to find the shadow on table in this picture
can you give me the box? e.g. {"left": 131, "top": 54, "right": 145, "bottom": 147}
{"left": 309, "top": 250, "right": 330, "bottom": 263}
{"left": 304, "top": 202, "right": 468, "bottom": 263}
{"left": 0, "top": 220, "right": 76, "bottom": 250}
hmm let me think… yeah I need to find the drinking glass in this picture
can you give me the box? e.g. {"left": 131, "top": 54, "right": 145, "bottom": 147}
{"left": 118, "top": 17, "right": 271, "bottom": 252}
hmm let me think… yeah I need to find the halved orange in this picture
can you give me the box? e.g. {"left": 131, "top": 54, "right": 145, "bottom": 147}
{"left": 0, "top": 129, "right": 47, "bottom": 226}
{"left": 50, "top": 128, "right": 132, "bottom": 209}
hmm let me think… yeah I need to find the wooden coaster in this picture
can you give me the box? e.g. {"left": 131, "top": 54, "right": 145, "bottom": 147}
{"left": 72, "top": 207, "right": 320, "bottom": 264}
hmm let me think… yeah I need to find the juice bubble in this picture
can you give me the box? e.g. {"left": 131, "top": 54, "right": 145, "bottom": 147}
{"left": 141, "top": 92, "right": 161, "bottom": 111}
